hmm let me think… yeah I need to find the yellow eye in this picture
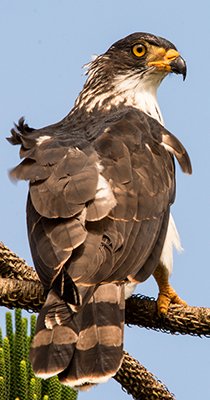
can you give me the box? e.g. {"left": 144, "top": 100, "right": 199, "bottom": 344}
{"left": 132, "top": 43, "right": 146, "bottom": 58}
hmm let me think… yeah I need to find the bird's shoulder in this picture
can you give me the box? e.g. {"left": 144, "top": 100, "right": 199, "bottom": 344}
{"left": 8, "top": 107, "right": 191, "bottom": 223}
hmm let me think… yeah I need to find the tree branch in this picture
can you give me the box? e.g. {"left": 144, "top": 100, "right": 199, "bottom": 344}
{"left": 114, "top": 352, "right": 175, "bottom": 400}
{"left": 125, "top": 295, "right": 210, "bottom": 337}
{"left": 1, "top": 241, "right": 210, "bottom": 337}
{"left": 1, "top": 241, "right": 210, "bottom": 399}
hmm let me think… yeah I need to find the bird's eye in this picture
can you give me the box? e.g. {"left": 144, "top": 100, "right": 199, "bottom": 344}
{"left": 132, "top": 44, "right": 146, "bottom": 58}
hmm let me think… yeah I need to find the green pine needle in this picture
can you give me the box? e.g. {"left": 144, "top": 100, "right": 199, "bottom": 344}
{"left": 0, "top": 328, "right": 2, "bottom": 348}
{"left": 48, "top": 376, "right": 62, "bottom": 400}
{"left": 1, "top": 311, "right": 78, "bottom": 400}
{"left": 61, "top": 385, "right": 78, "bottom": 400}
{"left": 6, "top": 311, "right": 16, "bottom": 399}
{"left": 30, "top": 315, "right": 37, "bottom": 342}
{"left": 29, "top": 377, "right": 36, "bottom": 400}
{"left": 19, "top": 360, "right": 28, "bottom": 400}
{"left": 0, "top": 376, "right": 6, "bottom": 400}
{"left": 3, "top": 337, "right": 10, "bottom": 399}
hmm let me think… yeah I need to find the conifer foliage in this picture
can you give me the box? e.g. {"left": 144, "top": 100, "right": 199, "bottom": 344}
{"left": 0, "top": 309, "right": 78, "bottom": 400}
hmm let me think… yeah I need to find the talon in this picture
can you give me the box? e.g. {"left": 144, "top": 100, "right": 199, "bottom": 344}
{"left": 153, "top": 263, "right": 187, "bottom": 315}
{"left": 156, "top": 285, "right": 187, "bottom": 315}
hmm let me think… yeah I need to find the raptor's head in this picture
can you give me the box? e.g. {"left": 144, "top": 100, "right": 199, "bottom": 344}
{"left": 105, "top": 32, "right": 186, "bottom": 81}
{"left": 77, "top": 32, "right": 186, "bottom": 119}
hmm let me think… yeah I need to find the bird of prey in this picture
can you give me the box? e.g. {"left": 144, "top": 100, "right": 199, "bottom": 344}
{"left": 8, "top": 32, "right": 192, "bottom": 390}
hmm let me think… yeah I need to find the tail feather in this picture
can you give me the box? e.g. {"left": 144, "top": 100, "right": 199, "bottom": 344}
{"left": 59, "top": 343, "right": 123, "bottom": 388}
{"left": 30, "top": 283, "right": 125, "bottom": 389}
{"left": 30, "top": 290, "right": 78, "bottom": 377}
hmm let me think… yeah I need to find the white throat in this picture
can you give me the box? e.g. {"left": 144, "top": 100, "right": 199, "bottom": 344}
{"left": 113, "top": 73, "right": 164, "bottom": 124}
{"left": 79, "top": 70, "right": 165, "bottom": 125}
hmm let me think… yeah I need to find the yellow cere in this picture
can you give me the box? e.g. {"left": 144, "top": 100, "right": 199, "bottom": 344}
{"left": 147, "top": 47, "right": 180, "bottom": 71}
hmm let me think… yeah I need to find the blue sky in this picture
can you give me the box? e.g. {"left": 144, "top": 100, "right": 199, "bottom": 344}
{"left": 0, "top": 1, "right": 210, "bottom": 399}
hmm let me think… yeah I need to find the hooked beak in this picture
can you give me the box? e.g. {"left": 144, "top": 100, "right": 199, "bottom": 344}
{"left": 169, "top": 56, "right": 187, "bottom": 80}
{"left": 147, "top": 48, "right": 187, "bottom": 80}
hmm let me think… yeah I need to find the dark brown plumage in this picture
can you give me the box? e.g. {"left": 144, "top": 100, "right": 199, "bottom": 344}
{"left": 8, "top": 32, "right": 192, "bottom": 389}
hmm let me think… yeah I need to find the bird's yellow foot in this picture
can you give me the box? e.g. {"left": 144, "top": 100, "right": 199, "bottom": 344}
{"left": 153, "top": 263, "right": 187, "bottom": 315}
{"left": 156, "top": 284, "right": 187, "bottom": 315}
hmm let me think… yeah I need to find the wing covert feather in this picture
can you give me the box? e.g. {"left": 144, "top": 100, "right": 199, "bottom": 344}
{"left": 9, "top": 107, "right": 190, "bottom": 294}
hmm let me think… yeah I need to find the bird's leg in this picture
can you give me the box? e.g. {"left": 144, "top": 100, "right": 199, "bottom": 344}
{"left": 153, "top": 263, "right": 187, "bottom": 315}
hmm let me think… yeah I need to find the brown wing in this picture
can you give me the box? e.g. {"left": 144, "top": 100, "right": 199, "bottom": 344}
{"left": 8, "top": 109, "right": 191, "bottom": 387}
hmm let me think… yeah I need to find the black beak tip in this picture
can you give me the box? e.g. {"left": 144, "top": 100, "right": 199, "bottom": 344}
{"left": 170, "top": 56, "right": 187, "bottom": 81}
{"left": 182, "top": 67, "right": 187, "bottom": 81}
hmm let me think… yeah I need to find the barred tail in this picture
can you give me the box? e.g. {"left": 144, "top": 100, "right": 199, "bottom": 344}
{"left": 30, "top": 283, "right": 125, "bottom": 390}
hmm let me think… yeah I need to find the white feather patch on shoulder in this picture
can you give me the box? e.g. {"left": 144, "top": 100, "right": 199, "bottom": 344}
{"left": 160, "top": 213, "right": 183, "bottom": 276}
{"left": 90, "top": 174, "right": 116, "bottom": 220}
{"left": 36, "top": 135, "right": 51, "bottom": 145}
{"left": 86, "top": 162, "right": 116, "bottom": 221}
{"left": 95, "top": 161, "right": 117, "bottom": 211}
